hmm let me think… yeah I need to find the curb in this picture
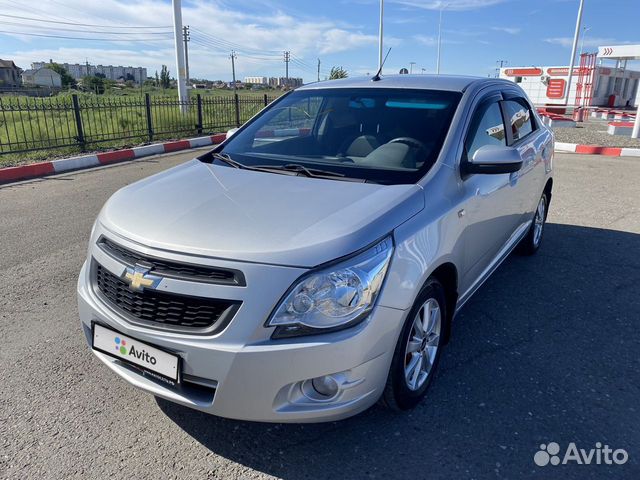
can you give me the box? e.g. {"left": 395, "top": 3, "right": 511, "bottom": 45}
{"left": 0, "top": 133, "right": 226, "bottom": 184}
{"left": 2, "top": 132, "right": 640, "bottom": 185}
{"left": 555, "top": 142, "right": 640, "bottom": 157}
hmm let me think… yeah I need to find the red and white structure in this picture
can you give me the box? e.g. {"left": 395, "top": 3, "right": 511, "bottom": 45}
{"left": 500, "top": 44, "right": 640, "bottom": 138}
{"left": 499, "top": 45, "right": 640, "bottom": 108}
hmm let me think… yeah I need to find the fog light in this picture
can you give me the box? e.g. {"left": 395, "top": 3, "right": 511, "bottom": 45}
{"left": 311, "top": 375, "right": 339, "bottom": 397}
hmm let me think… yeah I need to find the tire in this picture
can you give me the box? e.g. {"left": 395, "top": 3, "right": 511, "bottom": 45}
{"left": 380, "top": 278, "right": 447, "bottom": 411}
{"left": 516, "top": 192, "right": 548, "bottom": 256}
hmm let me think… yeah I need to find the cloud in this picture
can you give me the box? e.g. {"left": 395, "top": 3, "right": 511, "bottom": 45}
{"left": 543, "top": 37, "right": 635, "bottom": 48}
{"left": 0, "top": 0, "right": 385, "bottom": 80}
{"left": 413, "top": 34, "right": 462, "bottom": 46}
{"left": 390, "top": 0, "right": 507, "bottom": 11}
{"left": 491, "top": 27, "right": 521, "bottom": 35}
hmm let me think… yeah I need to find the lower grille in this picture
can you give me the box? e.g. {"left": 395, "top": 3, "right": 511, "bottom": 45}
{"left": 93, "top": 262, "right": 239, "bottom": 334}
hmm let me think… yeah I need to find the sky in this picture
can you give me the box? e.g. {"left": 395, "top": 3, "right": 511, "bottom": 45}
{"left": 0, "top": 0, "right": 638, "bottom": 83}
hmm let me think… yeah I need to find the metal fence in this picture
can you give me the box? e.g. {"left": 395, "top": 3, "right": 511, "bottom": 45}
{"left": 0, "top": 93, "right": 279, "bottom": 156}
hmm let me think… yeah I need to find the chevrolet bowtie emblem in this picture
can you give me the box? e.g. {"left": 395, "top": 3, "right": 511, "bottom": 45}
{"left": 123, "top": 264, "right": 161, "bottom": 292}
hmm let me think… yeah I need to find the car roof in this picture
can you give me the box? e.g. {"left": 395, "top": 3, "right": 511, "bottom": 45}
{"left": 297, "top": 74, "right": 493, "bottom": 93}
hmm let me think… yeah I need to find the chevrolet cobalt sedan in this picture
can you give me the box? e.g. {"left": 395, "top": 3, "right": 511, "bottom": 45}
{"left": 78, "top": 75, "right": 553, "bottom": 422}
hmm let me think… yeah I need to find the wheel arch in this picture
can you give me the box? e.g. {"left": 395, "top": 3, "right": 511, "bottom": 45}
{"left": 426, "top": 262, "right": 458, "bottom": 345}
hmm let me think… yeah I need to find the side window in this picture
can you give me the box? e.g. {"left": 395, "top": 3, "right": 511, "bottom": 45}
{"left": 465, "top": 101, "right": 506, "bottom": 160}
{"left": 502, "top": 99, "right": 534, "bottom": 143}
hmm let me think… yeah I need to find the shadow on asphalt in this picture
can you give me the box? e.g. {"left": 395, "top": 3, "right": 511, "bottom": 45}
{"left": 157, "top": 223, "right": 640, "bottom": 479}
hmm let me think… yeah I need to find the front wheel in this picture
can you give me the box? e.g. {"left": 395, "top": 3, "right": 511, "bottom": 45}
{"left": 380, "top": 278, "right": 446, "bottom": 411}
{"left": 517, "top": 192, "right": 548, "bottom": 256}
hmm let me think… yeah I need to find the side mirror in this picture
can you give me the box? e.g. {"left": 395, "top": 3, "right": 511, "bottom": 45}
{"left": 226, "top": 127, "right": 239, "bottom": 139}
{"left": 464, "top": 145, "right": 523, "bottom": 175}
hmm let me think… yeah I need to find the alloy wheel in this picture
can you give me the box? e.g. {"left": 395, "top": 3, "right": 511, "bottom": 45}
{"left": 404, "top": 298, "right": 441, "bottom": 391}
{"left": 533, "top": 195, "right": 546, "bottom": 247}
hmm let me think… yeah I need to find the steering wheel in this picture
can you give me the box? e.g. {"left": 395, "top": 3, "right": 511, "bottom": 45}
{"left": 387, "top": 137, "right": 428, "bottom": 152}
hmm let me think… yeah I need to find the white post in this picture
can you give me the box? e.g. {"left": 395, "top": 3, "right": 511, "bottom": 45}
{"left": 436, "top": 6, "right": 443, "bottom": 74}
{"left": 378, "top": 0, "right": 384, "bottom": 72}
{"left": 565, "top": 0, "right": 584, "bottom": 106}
{"left": 632, "top": 95, "right": 640, "bottom": 139}
{"left": 172, "top": 0, "right": 188, "bottom": 113}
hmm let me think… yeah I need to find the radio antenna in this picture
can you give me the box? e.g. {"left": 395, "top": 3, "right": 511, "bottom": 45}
{"left": 372, "top": 47, "right": 392, "bottom": 81}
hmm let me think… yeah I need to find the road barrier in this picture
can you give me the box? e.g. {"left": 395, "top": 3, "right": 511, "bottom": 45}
{"left": 0, "top": 93, "right": 278, "bottom": 158}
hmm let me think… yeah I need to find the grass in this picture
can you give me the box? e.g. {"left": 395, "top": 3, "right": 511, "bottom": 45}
{"left": 0, "top": 88, "right": 283, "bottom": 167}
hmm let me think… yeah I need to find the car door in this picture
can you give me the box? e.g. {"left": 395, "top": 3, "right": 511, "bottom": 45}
{"left": 457, "top": 93, "right": 525, "bottom": 293}
{"left": 500, "top": 94, "right": 549, "bottom": 222}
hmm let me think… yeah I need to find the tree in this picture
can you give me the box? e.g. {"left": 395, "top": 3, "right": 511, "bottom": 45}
{"left": 160, "top": 65, "right": 171, "bottom": 89}
{"left": 155, "top": 70, "right": 160, "bottom": 87}
{"left": 329, "top": 66, "right": 348, "bottom": 80}
{"left": 81, "top": 75, "right": 105, "bottom": 94}
{"left": 46, "top": 62, "right": 76, "bottom": 88}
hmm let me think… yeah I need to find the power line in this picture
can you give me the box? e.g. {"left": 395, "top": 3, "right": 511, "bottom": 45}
{"left": 0, "top": 30, "right": 173, "bottom": 41}
{"left": 191, "top": 37, "right": 280, "bottom": 61}
{"left": 0, "top": 20, "right": 173, "bottom": 34}
{"left": 190, "top": 27, "right": 282, "bottom": 56}
{"left": 0, "top": 12, "right": 171, "bottom": 28}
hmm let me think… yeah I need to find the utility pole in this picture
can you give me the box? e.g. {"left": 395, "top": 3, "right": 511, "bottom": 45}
{"left": 284, "top": 51, "right": 290, "bottom": 87}
{"left": 565, "top": 0, "right": 585, "bottom": 106}
{"left": 317, "top": 58, "right": 321, "bottom": 82}
{"left": 378, "top": 0, "right": 384, "bottom": 72}
{"left": 496, "top": 59, "right": 508, "bottom": 78}
{"left": 410, "top": 62, "right": 416, "bottom": 74}
{"left": 230, "top": 50, "right": 237, "bottom": 92}
{"left": 182, "top": 25, "right": 190, "bottom": 85}
{"left": 171, "top": 0, "right": 188, "bottom": 112}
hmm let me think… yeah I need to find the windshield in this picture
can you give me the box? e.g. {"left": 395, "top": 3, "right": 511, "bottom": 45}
{"left": 213, "top": 87, "right": 462, "bottom": 185}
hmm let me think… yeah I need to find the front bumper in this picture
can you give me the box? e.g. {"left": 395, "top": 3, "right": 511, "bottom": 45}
{"left": 78, "top": 260, "right": 406, "bottom": 423}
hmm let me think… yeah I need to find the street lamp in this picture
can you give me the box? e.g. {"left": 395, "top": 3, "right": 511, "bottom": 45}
{"left": 436, "top": 2, "right": 449, "bottom": 74}
{"left": 565, "top": 0, "right": 585, "bottom": 106}
{"left": 578, "top": 26, "right": 591, "bottom": 58}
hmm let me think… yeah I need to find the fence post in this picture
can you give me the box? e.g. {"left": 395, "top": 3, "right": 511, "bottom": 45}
{"left": 145, "top": 93, "right": 153, "bottom": 142}
{"left": 71, "top": 94, "right": 85, "bottom": 151}
{"left": 196, "top": 94, "right": 203, "bottom": 134}
{"left": 234, "top": 93, "right": 241, "bottom": 127}
{"left": 263, "top": 94, "right": 268, "bottom": 107}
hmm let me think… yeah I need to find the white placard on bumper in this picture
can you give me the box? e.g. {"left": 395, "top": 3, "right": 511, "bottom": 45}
{"left": 92, "top": 323, "right": 179, "bottom": 382}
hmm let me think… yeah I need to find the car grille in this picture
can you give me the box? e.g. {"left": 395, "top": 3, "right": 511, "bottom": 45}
{"left": 93, "top": 263, "right": 239, "bottom": 334}
{"left": 98, "top": 237, "right": 245, "bottom": 286}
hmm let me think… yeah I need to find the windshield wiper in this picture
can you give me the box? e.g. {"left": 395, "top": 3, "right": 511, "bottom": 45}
{"left": 254, "top": 163, "right": 346, "bottom": 178}
{"left": 211, "top": 152, "right": 249, "bottom": 169}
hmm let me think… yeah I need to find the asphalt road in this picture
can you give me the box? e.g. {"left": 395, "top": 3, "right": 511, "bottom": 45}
{"left": 1, "top": 150, "right": 639, "bottom": 480}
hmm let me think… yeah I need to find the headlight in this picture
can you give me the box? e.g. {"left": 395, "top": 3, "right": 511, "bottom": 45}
{"left": 266, "top": 236, "right": 393, "bottom": 339}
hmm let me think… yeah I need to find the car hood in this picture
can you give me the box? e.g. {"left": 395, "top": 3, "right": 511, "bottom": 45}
{"left": 99, "top": 159, "right": 424, "bottom": 267}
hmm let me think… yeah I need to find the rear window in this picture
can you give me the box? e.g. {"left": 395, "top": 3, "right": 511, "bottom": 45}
{"left": 218, "top": 88, "right": 462, "bottom": 185}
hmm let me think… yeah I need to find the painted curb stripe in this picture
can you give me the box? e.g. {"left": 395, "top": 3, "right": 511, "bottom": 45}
{"left": 575, "top": 145, "right": 622, "bottom": 156}
{"left": 163, "top": 140, "right": 191, "bottom": 152}
{"left": 621, "top": 148, "right": 640, "bottom": 157}
{"left": 52, "top": 154, "right": 99, "bottom": 173}
{"left": 98, "top": 149, "right": 135, "bottom": 165}
{"left": 555, "top": 142, "right": 577, "bottom": 153}
{"left": 189, "top": 136, "right": 215, "bottom": 148}
{"left": 133, "top": 144, "right": 165, "bottom": 158}
{"left": 210, "top": 134, "right": 226, "bottom": 144}
{"left": 0, "top": 161, "right": 55, "bottom": 183}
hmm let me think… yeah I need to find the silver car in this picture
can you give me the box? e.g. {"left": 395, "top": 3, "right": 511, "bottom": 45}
{"left": 78, "top": 75, "right": 553, "bottom": 422}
